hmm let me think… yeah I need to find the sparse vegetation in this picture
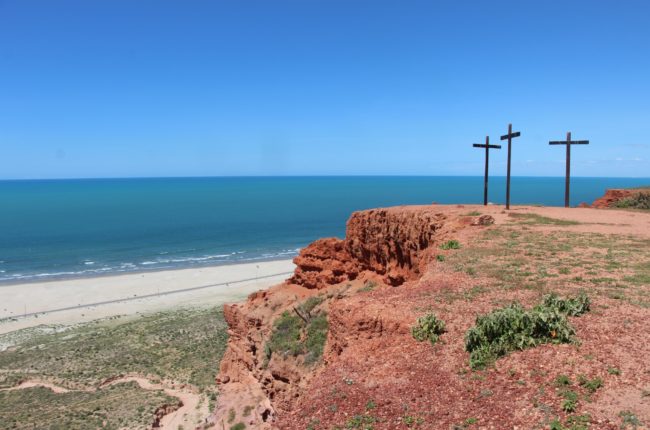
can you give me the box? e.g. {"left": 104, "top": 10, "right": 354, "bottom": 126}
{"left": 508, "top": 213, "right": 580, "bottom": 226}
{"left": 555, "top": 375, "right": 572, "bottom": 387}
{"left": 561, "top": 390, "right": 579, "bottom": 412}
{"left": 577, "top": 375, "right": 603, "bottom": 394}
{"left": 266, "top": 298, "right": 329, "bottom": 366}
{"left": 0, "top": 307, "right": 229, "bottom": 390}
{"left": 359, "top": 280, "right": 378, "bottom": 292}
{"left": 0, "top": 382, "right": 175, "bottom": 430}
{"left": 440, "top": 240, "right": 461, "bottom": 250}
{"left": 0, "top": 307, "right": 226, "bottom": 429}
{"left": 550, "top": 414, "right": 591, "bottom": 430}
{"left": 613, "top": 192, "right": 650, "bottom": 210}
{"left": 411, "top": 313, "right": 446, "bottom": 345}
{"left": 344, "top": 414, "right": 376, "bottom": 429}
{"left": 464, "top": 294, "right": 590, "bottom": 369}
{"left": 619, "top": 410, "right": 642, "bottom": 429}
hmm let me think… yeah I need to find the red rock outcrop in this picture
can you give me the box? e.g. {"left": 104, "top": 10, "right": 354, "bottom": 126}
{"left": 213, "top": 205, "right": 494, "bottom": 428}
{"left": 591, "top": 189, "right": 637, "bottom": 208}
{"left": 290, "top": 207, "right": 449, "bottom": 288}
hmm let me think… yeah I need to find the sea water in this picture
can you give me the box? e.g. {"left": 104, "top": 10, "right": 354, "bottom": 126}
{"left": 0, "top": 176, "right": 648, "bottom": 283}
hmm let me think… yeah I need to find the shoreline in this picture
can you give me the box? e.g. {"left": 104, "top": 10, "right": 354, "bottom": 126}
{"left": 0, "top": 259, "right": 295, "bottom": 335}
{"left": 0, "top": 253, "right": 301, "bottom": 287}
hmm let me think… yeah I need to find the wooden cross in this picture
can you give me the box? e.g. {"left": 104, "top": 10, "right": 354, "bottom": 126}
{"left": 549, "top": 131, "right": 589, "bottom": 207}
{"left": 500, "top": 123, "right": 521, "bottom": 210}
{"left": 473, "top": 136, "right": 501, "bottom": 206}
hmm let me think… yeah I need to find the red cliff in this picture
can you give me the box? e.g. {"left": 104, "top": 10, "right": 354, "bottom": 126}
{"left": 591, "top": 189, "right": 637, "bottom": 208}
{"left": 290, "top": 207, "right": 451, "bottom": 288}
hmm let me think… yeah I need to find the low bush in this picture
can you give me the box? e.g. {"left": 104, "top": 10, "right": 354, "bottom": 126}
{"left": 465, "top": 293, "right": 590, "bottom": 369}
{"left": 440, "top": 240, "right": 461, "bottom": 250}
{"left": 266, "top": 301, "right": 329, "bottom": 366}
{"left": 541, "top": 292, "right": 590, "bottom": 316}
{"left": 412, "top": 313, "right": 446, "bottom": 345}
{"left": 613, "top": 192, "right": 650, "bottom": 210}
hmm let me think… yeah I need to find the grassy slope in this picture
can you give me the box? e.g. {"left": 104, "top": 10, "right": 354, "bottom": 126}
{"left": 0, "top": 307, "right": 229, "bottom": 429}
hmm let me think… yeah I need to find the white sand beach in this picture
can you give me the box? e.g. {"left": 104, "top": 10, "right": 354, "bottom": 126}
{"left": 0, "top": 259, "right": 295, "bottom": 334}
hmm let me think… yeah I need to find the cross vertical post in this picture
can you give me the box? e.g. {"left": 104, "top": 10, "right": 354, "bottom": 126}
{"left": 549, "top": 131, "right": 590, "bottom": 207}
{"left": 473, "top": 136, "right": 501, "bottom": 206}
{"left": 500, "top": 123, "right": 521, "bottom": 210}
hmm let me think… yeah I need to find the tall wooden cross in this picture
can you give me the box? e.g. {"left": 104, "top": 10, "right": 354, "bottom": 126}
{"left": 473, "top": 136, "right": 501, "bottom": 206}
{"left": 500, "top": 123, "right": 521, "bottom": 210}
{"left": 549, "top": 131, "right": 589, "bottom": 207}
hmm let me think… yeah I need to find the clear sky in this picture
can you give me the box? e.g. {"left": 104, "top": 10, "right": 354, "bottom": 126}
{"left": 1, "top": 0, "right": 649, "bottom": 179}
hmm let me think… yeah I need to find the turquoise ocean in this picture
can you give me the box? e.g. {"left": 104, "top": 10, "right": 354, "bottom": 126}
{"left": 1, "top": 176, "right": 648, "bottom": 284}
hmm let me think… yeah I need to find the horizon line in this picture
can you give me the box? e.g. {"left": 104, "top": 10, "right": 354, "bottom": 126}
{"left": 2, "top": 174, "right": 650, "bottom": 182}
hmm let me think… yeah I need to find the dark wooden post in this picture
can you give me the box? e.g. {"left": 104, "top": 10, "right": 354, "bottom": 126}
{"left": 500, "top": 123, "right": 521, "bottom": 210}
{"left": 549, "top": 131, "right": 590, "bottom": 207}
{"left": 473, "top": 136, "right": 501, "bottom": 206}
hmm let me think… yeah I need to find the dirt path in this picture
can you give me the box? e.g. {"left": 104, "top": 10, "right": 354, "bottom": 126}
{"left": 101, "top": 375, "right": 207, "bottom": 429}
{"left": 1, "top": 375, "right": 206, "bottom": 430}
{"left": 1, "top": 380, "right": 71, "bottom": 394}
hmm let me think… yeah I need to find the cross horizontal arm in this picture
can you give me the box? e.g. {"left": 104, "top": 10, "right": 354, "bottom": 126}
{"left": 549, "top": 140, "right": 590, "bottom": 145}
{"left": 500, "top": 131, "right": 521, "bottom": 140}
{"left": 473, "top": 144, "right": 502, "bottom": 149}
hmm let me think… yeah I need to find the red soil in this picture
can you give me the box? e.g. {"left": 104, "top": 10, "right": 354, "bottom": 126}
{"left": 213, "top": 203, "right": 650, "bottom": 430}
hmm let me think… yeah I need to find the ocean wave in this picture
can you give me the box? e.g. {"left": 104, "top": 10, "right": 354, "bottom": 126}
{"left": 0, "top": 248, "right": 302, "bottom": 283}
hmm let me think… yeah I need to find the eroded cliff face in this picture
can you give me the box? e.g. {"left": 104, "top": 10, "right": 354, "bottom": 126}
{"left": 591, "top": 189, "right": 638, "bottom": 208}
{"left": 212, "top": 205, "right": 478, "bottom": 428}
{"left": 290, "top": 207, "right": 449, "bottom": 289}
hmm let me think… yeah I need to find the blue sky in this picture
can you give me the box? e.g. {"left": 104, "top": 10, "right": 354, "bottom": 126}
{"left": 1, "top": 0, "right": 649, "bottom": 179}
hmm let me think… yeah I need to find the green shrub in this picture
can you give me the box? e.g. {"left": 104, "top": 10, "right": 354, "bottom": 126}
{"left": 562, "top": 390, "right": 579, "bottom": 412}
{"left": 578, "top": 375, "right": 603, "bottom": 394}
{"left": 412, "top": 313, "right": 446, "bottom": 345}
{"left": 555, "top": 375, "right": 572, "bottom": 386}
{"left": 301, "top": 296, "right": 324, "bottom": 314}
{"left": 541, "top": 292, "right": 590, "bottom": 316}
{"left": 304, "top": 314, "right": 329, "bottom": 365}
{"left": 436, "top": 254, "right": 446, "bottom": 262}
{"left": 230, "top": 423, "right": 246, "bottom": 430}
{"left": 266, "top": 312, "right": 304, "bottom": 357}
{"left": 613, "top": 192, "right": 650, "bottom": 210}
{"left": 440, "top": 240, "right": 461, "bottom": 250}
{"left": 464, "top": 294, "right": 590, "bottom": 369}
{"left": 266, "top": 303, "right": 329, "bottom": 366}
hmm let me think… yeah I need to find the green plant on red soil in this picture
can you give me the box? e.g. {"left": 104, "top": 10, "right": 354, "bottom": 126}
{"left": 555, "top": 374, "right": 572, "bottom": 387}
{"left": 359, "top": 280, "right": 378, "bottom": 292}
{"left": 508, "top": 212, "right": 581, "bottom": 226}
{"left": 440, "top": 240, "right": 461, "bottom": 250}
{"left": 619, "top": 410, "right": 642, "bottom": 429}
{"left": 266, "top": 299, "right": 329, "bottom": 366}
{"left": 561, "top": 390, "right": 579, "bottom": 412}
{"left": 550, "top": 414, "right": 591, "bottom": 430}
{"left": 230, "top": 423, "right": 246, "bottom": 430}
{"left": 577, "top": 375, "right": 603, "bottom": 394}
{"left": 411, "top": 313, "right": 446, "bottom": 345}
{"left": 464, "top": 294, "right": 590, "bottom": 370}
{"left": 344, "top": 413, "right": 376, "bottom": 429}
{"left": 541, "top": 292, "right": 591, "bottom": 316}
{"left": 613, "top": 192, "right": 650, "bottom": 210}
